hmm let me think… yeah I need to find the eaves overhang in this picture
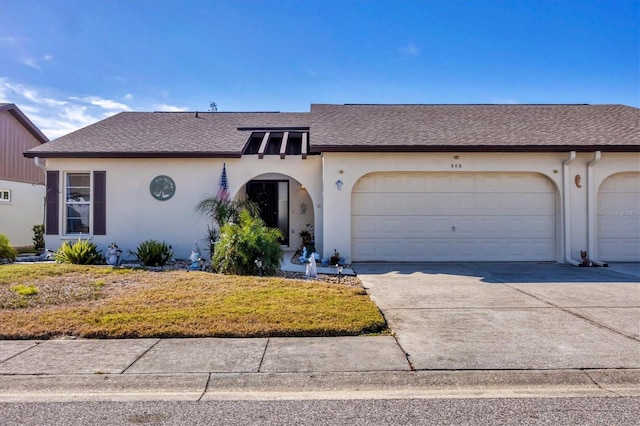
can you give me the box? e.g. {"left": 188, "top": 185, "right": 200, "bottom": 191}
{"left": 23, "top": 151, "right": 243, "bottom": 159}
{"left": 311, "top": 145, "right": 640, "bottom": 153}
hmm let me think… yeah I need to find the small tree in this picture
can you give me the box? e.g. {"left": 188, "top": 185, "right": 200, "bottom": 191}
{"left": 213, "top": 210, "right": 283, "bottom": 275}
{"left": 32, "top": 224, "right": 45, "bottom": 252}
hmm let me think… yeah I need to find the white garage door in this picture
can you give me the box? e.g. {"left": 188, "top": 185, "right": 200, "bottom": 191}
{"left": 352, "top": 172, "right": 557, "bottom": 262}
{"left": 597, "top": 172, "right": 640, "bottom": 262}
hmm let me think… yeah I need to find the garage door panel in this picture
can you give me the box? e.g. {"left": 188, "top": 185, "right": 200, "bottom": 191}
{"left": 452, "top": 174, "right": 478, "bottom": 191}
{"left": 597, "top": 172, "right": 640, "bottom": 262}
{"left": 599, "top": 217, "right": 640, "bottom": 238}
{"left": 599, "top": 240, "right": 640, "bottom": 262}
{"left": 352, "top": 172, "right": 557, "bottom": 262}
{"left": 597, "top": 193, "right": 640, "bottom": 213}
{"left": 352, "top": 240, "right": 376, "bottom": 260}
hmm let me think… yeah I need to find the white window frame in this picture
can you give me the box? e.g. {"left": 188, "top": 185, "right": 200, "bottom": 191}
{"left": 64, "top": 172, "right": 91, "bottom": 235}
{"left": 0, "top": 189, "right": 10, "bottom": 202}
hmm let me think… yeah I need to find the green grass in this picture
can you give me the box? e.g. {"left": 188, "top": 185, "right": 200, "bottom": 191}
{"left": 11, "top": 284, "right": 39, "bottom": 296}
{"left": 0, "top": 263, "right": 386, "bottom": 339}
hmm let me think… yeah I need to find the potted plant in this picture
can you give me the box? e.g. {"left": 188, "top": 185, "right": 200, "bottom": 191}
{"left": 329, "top": 249, "right": 341, "bottom": 266}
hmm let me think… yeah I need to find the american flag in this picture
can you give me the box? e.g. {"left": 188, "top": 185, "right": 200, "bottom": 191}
{"left": 216, "top": 163, "right": 230, "bottom": 201}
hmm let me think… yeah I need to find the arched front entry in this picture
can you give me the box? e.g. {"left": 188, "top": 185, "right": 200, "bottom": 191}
{"left": 351, "top": 171, "right": 558, "bottom": 262}
{"left": 597, "top": 172, "right": 640, "bottom": 262}
{"left": 243, "top": 173, "right": 315, "bottom": 249}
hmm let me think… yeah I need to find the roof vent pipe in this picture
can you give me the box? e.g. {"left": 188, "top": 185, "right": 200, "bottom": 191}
{"left": 563, "top": 151, "right": 580, "bottom": 266}
{"left": 195, "top": 111, "right": 199, "bottom": 118}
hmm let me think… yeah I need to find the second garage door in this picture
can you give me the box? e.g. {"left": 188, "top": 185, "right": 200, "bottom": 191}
{"left": 597, "top": 172, "right": 640, "bottom": 262}
{"left": 352, "top": 172, "right": 557, "bottom": 262}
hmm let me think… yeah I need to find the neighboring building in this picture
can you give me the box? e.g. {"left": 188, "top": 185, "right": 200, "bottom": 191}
{"left": 24, "top": 104, "right": 639, "bottom": 264}
{"left": 1, "top": 103, "right": 48, "bottom": 247}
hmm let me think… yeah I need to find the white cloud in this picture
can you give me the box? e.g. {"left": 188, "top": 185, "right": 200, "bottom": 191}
{"left": 123, "top": 93, "right": 133, "bottom": 100}
{"left": 21, "top": 58, "right": 41, "bottom": 70}
{"left": 44, "top": 54, "right": 54, "bottom": 61}
{"left": 400, "top": 42, "right": 420, "bottom": 57}
{"left": 73, "top": 96, "right": 132, "bottom": 111}
{"left": 0, "top": 78, "right": 129, "bottom": 139}
{"left": 2, "top": 80, "right": 67, "bottom": 106}
{"left": 154, "top": 103, "right": 189, "bottom": 112}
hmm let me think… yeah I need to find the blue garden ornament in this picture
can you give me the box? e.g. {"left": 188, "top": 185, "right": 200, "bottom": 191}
{"left": 188, "top": 241, "right": 203, "bottom": 270}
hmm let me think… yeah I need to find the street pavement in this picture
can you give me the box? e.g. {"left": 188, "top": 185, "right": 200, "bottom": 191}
{"left": 0, "top": 262, "right": 638, "bottom": 401}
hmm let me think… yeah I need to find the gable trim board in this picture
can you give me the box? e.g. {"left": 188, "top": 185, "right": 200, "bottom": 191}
{"left": 24, "top": 104, "right": 640, "bottom": 263}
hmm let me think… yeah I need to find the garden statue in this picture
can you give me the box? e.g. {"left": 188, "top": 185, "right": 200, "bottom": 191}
{"left": 188, "top": 241, "right": 202, "bottom": 271}
{"left": 305, "top": 252, "right": 318, "bottom": 279}
{"left": 106, "top": 243, "right": 122, "bottom": 267}
{"left": 299, "top": 246, "right": 308, "bottom": 263}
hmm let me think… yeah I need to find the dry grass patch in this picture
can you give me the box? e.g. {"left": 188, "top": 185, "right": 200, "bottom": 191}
{"left": 0, "top": 264, "right": 385, "bottom": 339}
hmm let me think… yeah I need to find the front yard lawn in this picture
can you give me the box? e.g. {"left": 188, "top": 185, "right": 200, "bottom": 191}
{"left": 0, "top": 264, "right": 386, "bottom": 339}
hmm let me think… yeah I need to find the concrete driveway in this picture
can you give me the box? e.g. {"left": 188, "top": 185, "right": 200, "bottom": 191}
{"left": 355, "top": 262, "right": 640, "bottom": 371}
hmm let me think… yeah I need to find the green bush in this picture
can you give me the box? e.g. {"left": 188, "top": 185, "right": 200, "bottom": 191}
{"left": 213, "top": 210, "right": 283, "bottom": 275}
{"left": 129, "top": 239, "right": 174, "bottom": 267}
{"left": 55, "top": 239, "right": 101, "bottom": 264}
{"left": 0, "top": 234, "right": 17, "bottom": 262}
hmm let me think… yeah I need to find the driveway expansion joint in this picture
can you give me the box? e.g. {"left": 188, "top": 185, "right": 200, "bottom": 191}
{"left": 506, "top": 284, "right": 640, "bottom": 342}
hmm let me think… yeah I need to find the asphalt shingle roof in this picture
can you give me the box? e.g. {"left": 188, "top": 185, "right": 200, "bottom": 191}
{"left": 25, "top": 111, "right": 309, "bottom": 158}
{"left": 311, "top": 104, "right": 639, "bottom": 151}
{"left": 25, "top": 104, "right": 639, "bottom": 158}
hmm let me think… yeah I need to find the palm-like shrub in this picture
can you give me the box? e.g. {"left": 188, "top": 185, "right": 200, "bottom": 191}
{"left": 129, "top": 239, "right": 174, "bottom": 267}
{"left": 195, "top": 197, "right": 260, "bottom": 257}
{"left": 213, "top": 210, "right": 283, "bottom": 275}
{"left": 0, "top": 234, "right": 17, "bottom": 262}
{"left": 55, "top": 239, "right": 101, "bottom": 264}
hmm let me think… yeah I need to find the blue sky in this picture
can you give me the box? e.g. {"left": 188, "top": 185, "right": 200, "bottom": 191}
{"left": 0, "top": 0, "right": 638, "bottom": 139}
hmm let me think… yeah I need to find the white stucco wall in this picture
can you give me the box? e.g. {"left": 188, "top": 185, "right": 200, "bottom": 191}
{"left": 0, "top": 179, "right": 45, "bottom": 247}
{"left": 42, "top": 155, "right": 322, "bottom": 260}
{"left": 321, "top": 151, "right": 640, "bottom": 264}
{"left": 39, "top": 150, "right": 639, "bottom": 264}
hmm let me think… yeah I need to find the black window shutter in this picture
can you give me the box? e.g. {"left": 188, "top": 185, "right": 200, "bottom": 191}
{"left": 93, "top": 171, "right": 106, "bottom": 235}
{"left": 45, "top": 171, "right": 59, "bottom": 235}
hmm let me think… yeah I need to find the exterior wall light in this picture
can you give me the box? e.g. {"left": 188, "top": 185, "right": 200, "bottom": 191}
{"left": 335, "top": 180, "right": 343, "bottom": 191}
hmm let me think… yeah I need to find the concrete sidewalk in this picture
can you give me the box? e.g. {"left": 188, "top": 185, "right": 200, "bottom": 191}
{"left": 1, "top": 262, "right": 639, "bottom": 401}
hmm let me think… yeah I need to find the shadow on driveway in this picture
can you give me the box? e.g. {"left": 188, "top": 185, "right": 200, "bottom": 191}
{"left": 353, "top": 262, "right": 640, "bottom": 284}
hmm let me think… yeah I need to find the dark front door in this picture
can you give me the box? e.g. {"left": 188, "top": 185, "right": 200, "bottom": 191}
{"left": 246, "top": 180, "right": 289, "bottom": 245}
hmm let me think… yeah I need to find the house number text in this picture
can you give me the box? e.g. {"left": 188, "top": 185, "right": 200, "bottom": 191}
{"left": 451, "top": 163, "right": 462, "bottom": 168}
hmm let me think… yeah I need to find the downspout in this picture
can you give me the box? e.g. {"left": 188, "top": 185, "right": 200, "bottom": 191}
{"left": 563, "top": 151, "right": 580, "bottom": 266}
{"left": 34, "top": 156, "right": 46, "bottom": 172}
{"left": 587, "top": 151, "right": 607, "bottom": 267}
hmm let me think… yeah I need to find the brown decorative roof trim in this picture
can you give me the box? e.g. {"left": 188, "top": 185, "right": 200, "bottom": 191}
{"left": 237, "top": 126, "right": 310, "bottom": 131}
{"left": 312, "top": 145, "right": 640, "bottom": 153}
{"left": 24, "top": 151, "right": 243, "bottom": 159}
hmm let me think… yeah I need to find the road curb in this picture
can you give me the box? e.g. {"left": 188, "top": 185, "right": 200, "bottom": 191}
{"left": 1, "top": 369, "right": 638, "bottom": 402}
